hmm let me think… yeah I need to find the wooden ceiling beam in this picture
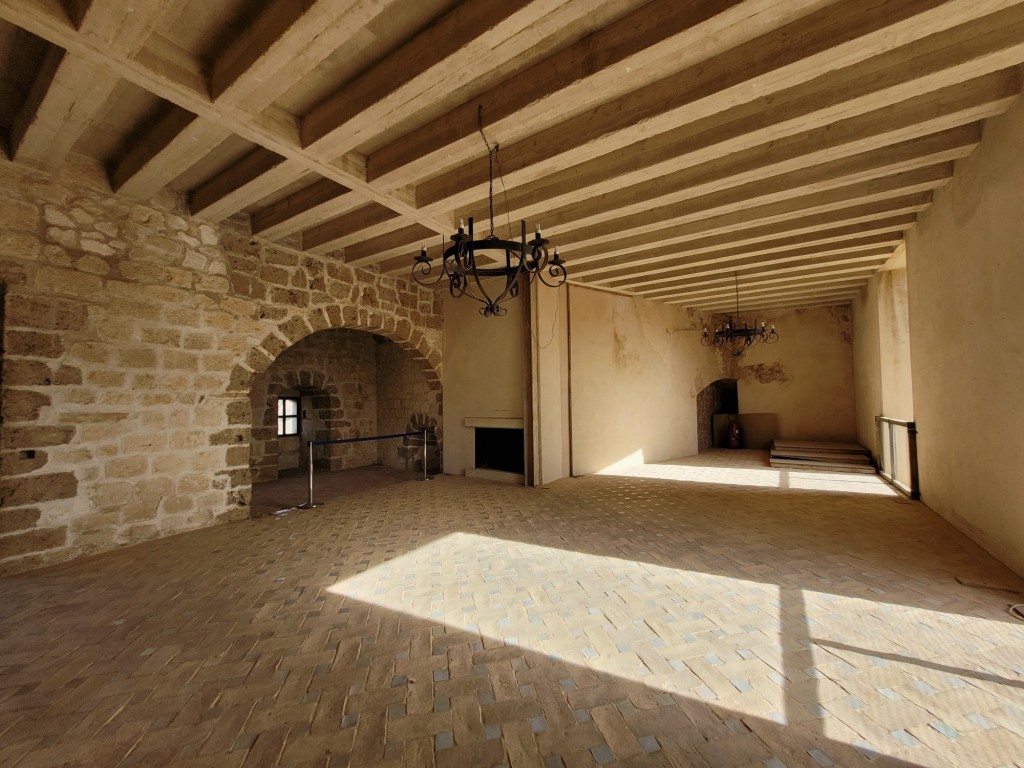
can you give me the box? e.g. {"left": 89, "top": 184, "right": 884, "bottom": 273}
{"left": 251, "top": 178, "right": 353, "bottom": 240}
{"left": 374, "top": 164, "right": 948, "bottom": 278}
{"left": 594, "top": 221, "right": 910, "bottom": 289}
{"left": 660, "top": 262, "right": 885, "bottom": 301}
{"left": 656, "top": 260, "right": 887, "bottom": 299}
{"left": 10, "top": 0, "right": 170, "bottom": 170}
{"left": 640, "top": 251, "right": 894, "bottom": 299}
{"left": 698, "top": 289, "right": 860, "bottom": 312}
{"left": 302, "top": 0, "right": 638, "bottom": 158}
{"left": 365, "top": 0, "right": 808, "bottom": 186}
{"left": 416, "top": 0, "right": 1019, "bottom": 211}
{"left": 181, "top": 0, "right": 411, "bottom": 219}
{"left": 112, "top": 0, "right": 388, "bottom": 208}
{"left": 0, "top": 0, "right": 452, "bottom": 235}
{"left": 10, "top": 48, "right": 117, "bottom": 169}
{"left": 210, "top": 0, "right": 373, "bottom": 106}
{"left": 586, "top": 214, "right": 917, "bottom": 286}
{"left": 110, "top": 106, "right": 233, "bottom": 200}
{"left": 377, "top": 165, "right": 949, "bottom": 277}
{"left": 620, "top": 235, "right": 902, "bottom": 292}
{"left": 696, "top": 278, "right": 871, "bottom": 310}
{"left": 701, "top": 295, "right": 859, "bottom": 312}
{"left": 546, "top": 126, "right": 978, "bottom": 251}
{"left": 302, "top": 204, "right": 403, "bottom": 254}
{"left": 446, "top": 6, "right": 1024, "bottom": 222}
{"left": 188, "top": 148, "right": 309, "bottom": 220}
{"left": 667, "top": 272, "right": 880, "bottom": 307}
{"left": 571, "top": 194, "right": 930, "bottom": 277}
{"left": 481, "top": 72, "right": 1017, "bottom": 237}
{"left": 343, "top": 224, "right": 437, "bottom": 268}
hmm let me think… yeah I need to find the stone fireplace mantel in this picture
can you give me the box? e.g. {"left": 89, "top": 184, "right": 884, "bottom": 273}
{"left": 464, "top": 417, "right": 524, "bottom": 429}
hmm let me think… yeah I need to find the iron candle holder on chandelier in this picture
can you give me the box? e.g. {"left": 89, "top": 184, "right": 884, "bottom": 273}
{"left": 411, "top": 105, "right": 567, "bottom": 317}
{"left": 701, "top": 273, "right": 780, "bottom": 356}
{"left": 701, "top": 319, "right": 779, "bottom": 357}
{"left": 412, "top": 217, "right": 567, "bottom": 317}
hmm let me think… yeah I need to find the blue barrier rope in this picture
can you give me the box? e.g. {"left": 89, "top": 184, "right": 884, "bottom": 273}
{"left": 294, "top": 428, "right": 437, "bottom": 511}
{"left": 310, "top": 431, "right": 424, "bottom": 447}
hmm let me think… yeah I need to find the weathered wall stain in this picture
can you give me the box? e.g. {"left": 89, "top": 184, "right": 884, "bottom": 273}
{"left": 613, "top": 323, "right": 629, "bottom": 367}
{"left": 828, "top": 305, "right": 854, "bottom": 343}
{"left": 741, "top": 362, "right": 791, "bottom": 384}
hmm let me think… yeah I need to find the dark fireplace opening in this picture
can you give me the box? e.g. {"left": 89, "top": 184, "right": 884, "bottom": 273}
{"left": 475, "top": 428, "right": 525, "bottom": 474}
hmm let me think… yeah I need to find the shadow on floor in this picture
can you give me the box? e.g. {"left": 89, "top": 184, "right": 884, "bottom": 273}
{"left": 250, "top": 464, "right": 422, "bottom": 518}
{"left": 1, "top": 455, "right": 1022, "bottom": 766}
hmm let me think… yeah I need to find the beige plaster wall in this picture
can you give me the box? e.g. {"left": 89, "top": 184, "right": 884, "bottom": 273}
{"left": 877, "top": 269, "right": 914, "bottom": 421}
{"left": 905, "top": 94, "right": 1024, "bottom": 576}
{"left": 0, "top": 157, "right": 441, "bottom": 574}
{"left": 720, "top": 305, "right": 857, "bottom": 442}
{"left": 852, "top": 267, "right": 914, "bottom": 462}
{"left": 531, "top": 281, "right": 570, "bottom": 485}
{"left": 569, "top": 287, "right": 713, "bottom": 475}
{"left": 441, "top": 279, "right": 525, "bottom": 475}
{"left": 852, "top": 280, "right": 884, "bottom": 455}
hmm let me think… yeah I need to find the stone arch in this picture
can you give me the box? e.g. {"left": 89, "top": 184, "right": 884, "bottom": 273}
{"left": 228, "top": 305, "right": 441, "bottom": 394}
{"left": 219, "top": 304, "right": 443, "bottom": 516}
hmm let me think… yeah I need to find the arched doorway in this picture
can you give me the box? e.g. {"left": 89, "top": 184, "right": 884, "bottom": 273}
{"left": 696, "top": 378, "right": 738, "bottom": 450}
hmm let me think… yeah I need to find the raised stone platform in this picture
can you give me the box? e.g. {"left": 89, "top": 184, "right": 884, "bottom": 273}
{"left": 770, "top": 439, "right": 875, "bottom": 473}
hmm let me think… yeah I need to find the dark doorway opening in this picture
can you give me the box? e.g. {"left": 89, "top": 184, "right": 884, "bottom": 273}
{"left": 696, "top": 378, "right": 738, "bottom": 450}
{"left": 475, "top": 428, "right": 525, "bottom": 474}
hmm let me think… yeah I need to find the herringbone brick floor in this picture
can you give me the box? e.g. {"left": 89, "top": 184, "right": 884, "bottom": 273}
{"left": 2, "top": 450, "right": 1023, "bottom": 768}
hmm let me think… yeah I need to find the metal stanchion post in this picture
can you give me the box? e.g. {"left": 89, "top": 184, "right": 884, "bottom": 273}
{"left": 417, "top": 427, "right": 434, "bottom": 481}
{"left": 297, "top": 440, "right": 323, "bottom": 508}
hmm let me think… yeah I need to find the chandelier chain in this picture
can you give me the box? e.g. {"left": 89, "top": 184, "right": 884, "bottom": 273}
{"left": 477, "top": 105, "right": 496, "bottom": 238}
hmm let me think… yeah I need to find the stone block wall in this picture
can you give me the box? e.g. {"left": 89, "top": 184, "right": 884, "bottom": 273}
{"left": 249, "top": 329, "right": 380, "bottom": 481}
{"left": 0, "top": 157, "right": 442, "bottom": 575}
{"left": 376, "top": 341, "right": 442, "bottom": 472}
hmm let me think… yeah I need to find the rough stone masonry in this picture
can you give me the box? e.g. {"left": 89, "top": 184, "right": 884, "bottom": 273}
{"left": 0, "top": 156, "right": 442, "bottom": 575}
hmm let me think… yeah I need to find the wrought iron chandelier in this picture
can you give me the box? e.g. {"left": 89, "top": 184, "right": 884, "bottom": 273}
{"left": 411, "top": 108, "right": 567, "bottom": 317}
{"left": 701, "top": 273, "right": 779, "bottom": 357}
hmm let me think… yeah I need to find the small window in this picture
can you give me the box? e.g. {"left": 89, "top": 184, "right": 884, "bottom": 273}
{"left": 277, "top": 397, "right": 300, "bottom": 436}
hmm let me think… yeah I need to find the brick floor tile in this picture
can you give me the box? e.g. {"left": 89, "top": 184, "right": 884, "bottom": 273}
{"left": 434, "top": 738, "right": 505, "bottom": 768}
{"left": 590, "top": 702, "right": 645, "bottom": 759}
{"left": 2, "top": 457, "right": 1024, "bottom": 768}
{"left": 239, "top": 725, "right": 289, "bottom": 768}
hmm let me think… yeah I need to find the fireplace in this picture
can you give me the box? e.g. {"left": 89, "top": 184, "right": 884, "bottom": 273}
{"left": 464, "top": 417, "right": 526, "bottom": 484}
{"left": 474, "top": 427, "right": 525, "bottom": 474}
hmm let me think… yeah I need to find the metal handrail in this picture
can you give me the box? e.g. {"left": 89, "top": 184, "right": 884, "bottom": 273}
{"left": 295, "top": 427, "right": 436, "bottom": 510}
{"left": 875, "top": 416, "right": 919, "bottom": 500}
{"left": 876, "top": 416, "right": 914, "bottom": 427}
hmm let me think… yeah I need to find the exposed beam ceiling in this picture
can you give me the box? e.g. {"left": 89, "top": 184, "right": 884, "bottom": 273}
{"left": 0, "top": 0, "right": 1022, "bottom": 310}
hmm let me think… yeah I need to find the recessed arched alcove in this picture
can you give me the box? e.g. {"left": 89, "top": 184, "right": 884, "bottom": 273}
{"left": 247, "top": 327, "right": 441, "bottom": 500}
{"left": 695, "top": 378, "right": 738, "bottom": 450}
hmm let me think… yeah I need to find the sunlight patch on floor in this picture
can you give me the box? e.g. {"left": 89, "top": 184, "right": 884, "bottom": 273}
{"left": 786, "top": 470, "right": 898, "bottom": 496}
{"left": 598, "top": 461, "right": 781, "bottom": 487}
{"left": 324, "top": 532, "right": 1024, "bottom": 765}
{"left": 326, "top": 531, "right": 785, "bottom": 720}
{"left": 599, "top": 460, "right": 898, "bottom": 496}
{"left": 802, "top": 588, "right": 1024, "bottom": 752}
